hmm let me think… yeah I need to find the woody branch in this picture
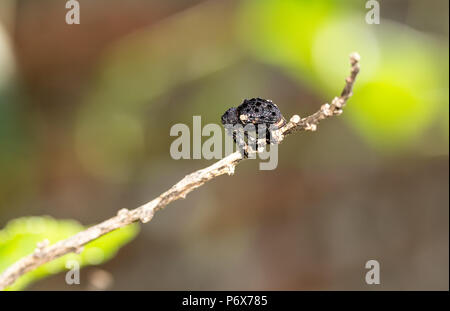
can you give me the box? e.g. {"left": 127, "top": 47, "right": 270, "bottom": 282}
{"left": 0, "top": 52, "right": 360, "bottom": 290}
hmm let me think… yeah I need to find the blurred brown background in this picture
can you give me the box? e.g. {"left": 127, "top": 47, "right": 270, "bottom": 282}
{"left": 0, "top": 0, "right": 448, "bottom": 290}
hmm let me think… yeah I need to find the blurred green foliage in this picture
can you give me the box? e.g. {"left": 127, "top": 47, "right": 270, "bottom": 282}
{"left": 71, "top": 0, "right": 449, "bottom": 185}
{"left": 237, "top": 0, "right": 449, "bottom": 151}
{"left": 0, "top": 0, "right": 448, "bottom": 291}
{"left": 0, "top": 216, "right": 139, "bottom": 290}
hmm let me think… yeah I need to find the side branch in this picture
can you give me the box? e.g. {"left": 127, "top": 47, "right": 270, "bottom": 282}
{"left": 0, "top": 53, "right": 360, "bottom": 290}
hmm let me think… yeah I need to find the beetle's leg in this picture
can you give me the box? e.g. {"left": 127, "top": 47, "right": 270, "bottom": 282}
{"left": 233, "top": 128, "right": 248, "bottom": 158}
{"left": 255, "top": 124, "right": 270, "bottom": 146}
{"left": 243, "top": 130, "right": 249, "bottom": 157}
{"left": 266, "top": 128, "right": 271, "bottom": 145}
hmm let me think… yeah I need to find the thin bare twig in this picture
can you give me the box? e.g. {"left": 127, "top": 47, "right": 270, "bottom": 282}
{"left": 0, "top": 53, "right": 360, "bottom": 290}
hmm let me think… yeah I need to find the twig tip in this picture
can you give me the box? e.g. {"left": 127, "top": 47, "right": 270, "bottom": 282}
{"left": 350, "top": 52, "right": 360, "bottom": 63}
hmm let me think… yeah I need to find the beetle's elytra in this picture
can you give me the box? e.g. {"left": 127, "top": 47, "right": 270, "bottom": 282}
{"left": 221, "top": 98, "right": 286, "bottom": 129}
{"left": 221, "top": 98, "right": 286, "bottom": 156}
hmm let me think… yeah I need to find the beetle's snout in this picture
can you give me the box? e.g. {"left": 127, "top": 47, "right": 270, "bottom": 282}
{"left": 221, "top": 112, "right": 227, "bottom": 124}
{"left": 221, "top": 107, "right": 238, "bottom": 125}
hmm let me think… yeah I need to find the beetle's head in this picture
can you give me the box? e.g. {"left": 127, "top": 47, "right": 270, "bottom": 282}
{"left": 221, "top": 107, "right": 239, "bottom": 126}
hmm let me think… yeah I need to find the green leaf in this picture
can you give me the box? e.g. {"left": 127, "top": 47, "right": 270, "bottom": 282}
{"left": 0, "top": 216, "right": 139, "bottom": 291}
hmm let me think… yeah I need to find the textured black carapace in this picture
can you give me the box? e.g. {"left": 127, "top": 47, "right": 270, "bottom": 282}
{"left": 221, "top": 98, "right": 286, "bottom": 128}
{"left": 221, "top": 98, "right": 286, "bottom": 156}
